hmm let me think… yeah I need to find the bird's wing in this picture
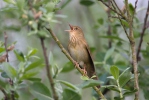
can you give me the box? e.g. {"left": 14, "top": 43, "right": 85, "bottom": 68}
{"left": 84, "top": 44, "right": 97, "bottom": 77}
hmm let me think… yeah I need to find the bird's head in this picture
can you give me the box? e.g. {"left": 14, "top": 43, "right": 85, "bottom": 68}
{"left": 65, "top": 24, "right": 84, "bottom": 37}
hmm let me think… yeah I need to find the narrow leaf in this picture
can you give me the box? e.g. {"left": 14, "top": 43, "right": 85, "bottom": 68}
{"left": 61, "top": 62, "right": 74, "bottom": 73}
{"left": 123, "top": 89, "right": 137, "bottom": 96}
{"left": 30, "top": 82, "right": 51, "bottom": 97}
{"left": 110, "top": 65, "right": 119, "bottom": 80}
{"left": 30, "top": 90, "right": 53, "bottom": 100}
{"left": 2, "top": 63, "right": 17, "bottom": 79}
{"left": 80, "top": 0, "right": 94, "bottom": 6}
{"left": 80, "top": 80, "right": 102, "bottom": 89}
{"left": 104, "top": 47, "right": 115, "bottom": 61}
{"left": 102, "top": 85, "right": 119, "bottom": 92}
{"left": 25, "top": 60, "right": 43, "bottom": 72}
{"left": 58, "top": 80, "right": 79, "bottom": 90}
{"left": 119, "top": 67, "right": 132, "bottom": 87}
{"left": 14, "top": 50, "right": 25, "bottom": 62}
{"left": 62, "top": 88, "right": 81, "bottom": 100}
{"left": 27, "top": 48, "right": 38, "bottom": 57}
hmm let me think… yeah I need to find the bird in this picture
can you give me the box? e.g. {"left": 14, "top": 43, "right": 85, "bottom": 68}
{"left": 65, "top": 24, "right": 99, "bottom": 85}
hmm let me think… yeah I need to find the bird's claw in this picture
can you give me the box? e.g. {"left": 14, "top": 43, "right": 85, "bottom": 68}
{"left": 82, "top": 68, "right": 87, "bottom": 76}
{"left": 73, "top": 61, "right": 79, "bottom": 68}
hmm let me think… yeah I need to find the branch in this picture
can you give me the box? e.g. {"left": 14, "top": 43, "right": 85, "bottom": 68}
{"left": 109, "top": 1, "right": 130, "bottom": 40}
{"left": 137, "top": 1, "right": 149, "bottom": 61}
{"left": 4, "top": 32, "right": 15, "bottom": 100}
{"left": 40, "top": 38, "right": 58, "bottom": 100}
{"left": 0, "top": 86, "right": 8, "bottom": 100}
{"left": 46, "top": 28, "right": 106, "bottom": 100}
{"left": 112, "top": 0, "right": 123, "bottom": 15}
{"left": 125, "top": 0, "right": 139, "bottom": 99}
{"left": 102, "top": 0, "right": 139, "bottom": 99}
{"left": 4, "top": 32, "right": 9, "bottom": 62}
{"left": 98, "top": 0, "right": 127, "bottom": 20}
{"left": 107, "top": 1, "right": 112, "bottom": 48}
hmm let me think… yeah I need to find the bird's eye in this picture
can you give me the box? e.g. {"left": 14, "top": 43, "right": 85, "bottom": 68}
{"left": 74, "top": 27, "right": 78, "bottom": 30}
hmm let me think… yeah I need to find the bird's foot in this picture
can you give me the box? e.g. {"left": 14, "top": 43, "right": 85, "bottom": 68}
{"left": 82, "top": 68, "right": 87, "bottom": 76}
{"left": 73, "top": 61, "right": 79, "bottom": 68}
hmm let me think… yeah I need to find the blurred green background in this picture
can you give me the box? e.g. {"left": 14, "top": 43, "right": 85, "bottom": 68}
{"left": 0, "top": 0, "right": 149, "bottom": 100}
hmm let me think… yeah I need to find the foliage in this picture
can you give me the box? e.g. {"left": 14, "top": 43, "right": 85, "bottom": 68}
{"left": 0, "top": 0, "right": 149, "bottom": 100}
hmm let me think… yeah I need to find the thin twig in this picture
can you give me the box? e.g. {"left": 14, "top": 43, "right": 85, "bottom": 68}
{"left": 4, "top": 32, "right": 15, "bottom": 100}
{"left": 0, "top": 86, "right": 8, "bottom": 100}
{"left": 107, "top": 1, "right": 112, "bottom": 48}
{"left": 112, "top": 0, "right": 123, "bottom": 15}
{"left": 40, "top": 38, "right": 58, "bottom": 100}
{"left": 137, "top": 1, "right": 149, "bottom": 61}
{"left": 109, "top": 1, "right": 130, "bottom": 40}
{"left": 132, "top": 0, "right": 139, "bottom": 24}
{"left": 101, "top": 0, "right": 139, "bottom": 99}
{"left": 134, "top": 0, "right": 138, "bottom": 11}
{"left": 4, "top": 32, "right": 9, "bottom": 62}
{"left": 46, "top": 28, "right": 106, "bottom": 100}
{"left": 98, "top": 0, "right": 127, "bottom": 20}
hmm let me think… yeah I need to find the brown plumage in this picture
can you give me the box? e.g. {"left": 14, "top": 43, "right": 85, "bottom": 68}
{"left": 65, "top": 24, "right": 99, "bottom": 82}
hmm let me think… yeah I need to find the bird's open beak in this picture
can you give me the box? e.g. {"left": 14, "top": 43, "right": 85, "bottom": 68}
{"left": 65, "top": 24, "right": 73, "bottom": 32}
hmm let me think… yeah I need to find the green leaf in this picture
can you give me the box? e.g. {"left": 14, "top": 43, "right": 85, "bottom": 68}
{"left": 49, "top": 51, "right": 54, "bottom": 66}
{"left": 28, "top": 30, "right": 37, "bottom": 36}
{"left": 119, "top": 67, "right": 132, "bottom": 87}
{"left": 3, "top": 0, "right": 16, "bottom": 4}
{"left": 37, "top": 30, "right": 50, "bottom": 38}
{"left": 25, "top": 60, "right": 43, "bottom": 72}
{"left": 61, "top": 62, "right": 74, "bottom": 73}
{"left": 80, "top": 80, "right": 102, "bottom": 89}
{"left": 107, "top": 76, "right": 115, "bottom": 80}
{"left": 123, "top": 89, "right": 137, "bottom": 96}
{"left": 0, "top": 79, "right": 6, "bottom": 87}
{"left": 98, "top": 18, "right": 104, "bottom": 25}
{"left": 121, "top": 20, "right": 129, "bottom": 28}
{"left": 27, "top": 48, "right": 38, "bottom": 58}
{"left": 129, "top": 3, "right": 135, "bottom": 15}
{"left": 27, "top": 78, "right": 41, "bottom": 82}
{"left": 104, "top": 47, "right": 115, "bottom": 62}
{"left": 80, "top": 76, "right": 89, "bottom": 80}
{"left": 114, "top": 96, "right": 123, "bottom": 100}
{"left": 58, "top": 80, "right": 79, "bottom": 90}
{"left": 1, "top": 72, "right": 9, "bottom": 78}
{"left": 0, "top": 47, "right": 5, "bottom": 53}
{"left": 20, "top": 72, "right": 38, "bottom": 80}
{"left": 45, "top": 2, "right": 55, "bottom": 12}
{"left": 102, "top": 85, "right": 119, "bottom": 92}
{"left": 16, "top": 0, "right": 25, "bottom": 10}
{"left": 14, "top": 50, "right": 25, "bottom": 62}
{"left": 80, "top": 0, "right": 94, "bottom": 6}
{"left": 2, "top": 63, "right": 17, "bottom": 79}
{"left": 52, "top": 65, "right": 59, "bottom": 78}
{"left": 30, "top": 82, "right": 51, "bottom": 97}
{"left": 30, "top": 90, "right": 53, "bottom": 100}
{"left": 62, "top": 88, "right": 81, "bottom": 100}
{"left": 110, "top": 65, "right": 119, "bottom": 80}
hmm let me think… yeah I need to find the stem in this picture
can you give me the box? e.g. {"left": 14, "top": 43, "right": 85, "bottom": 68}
{"left": 98, "top": 0, "right": 127, "bottom": 20}
{"left": 0, "top": 86, "right": 8, "bottom": 100}
{"left": 137, "top": 1, "right": 149, "bottom": 61}
{"left": 4, "top": 32, "right": 15, "bottom": 100}
{"left": 125, "top": 0, "right": 139, "bottom": 99}
{"left": 107, "top": 1, "right": 112, "bottom": 48}
{"left": 46, "top": 28, "right": 107, "bottom": 100}
{"left": 40, "top": 38, "right": 58, "bottom": 100}
{"left": 116, "top": 80, "right": 123, "bottom": 99}
{"left": 4, "top": 32, "right": 9, "bottom": 62}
